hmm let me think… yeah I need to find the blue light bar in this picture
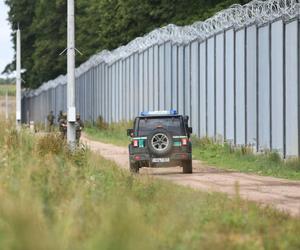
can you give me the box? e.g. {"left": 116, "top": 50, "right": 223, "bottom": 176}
{"left": 140, "top": 109, "right": 178, "bottom": 116}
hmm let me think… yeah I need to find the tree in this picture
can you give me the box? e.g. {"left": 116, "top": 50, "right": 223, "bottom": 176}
{"left": 4, "top": 0, "right": 36, "bottom": 88}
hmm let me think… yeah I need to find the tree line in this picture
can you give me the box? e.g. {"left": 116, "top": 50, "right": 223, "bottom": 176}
{"left": 4, "top": 0, "right": 249, "bottom": 89}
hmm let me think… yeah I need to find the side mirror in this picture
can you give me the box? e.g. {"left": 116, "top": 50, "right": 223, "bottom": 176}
{"left": 127, "top": 129, "right": 134, "bottom": 137}
{"left": 188, "top": 127, "right": 193, "bottom": 134}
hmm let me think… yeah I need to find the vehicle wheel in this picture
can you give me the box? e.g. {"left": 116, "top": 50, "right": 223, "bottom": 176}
{"left": 182, "top": 160, "right": 192, "bottom": 174}
{"left": 130, "top": 162, "right": 139, "bottom": 173}
{"left": 147, "top": 129, "right": 173, "bottom": 156}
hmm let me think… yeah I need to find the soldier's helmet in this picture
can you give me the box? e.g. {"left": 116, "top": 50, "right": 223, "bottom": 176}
{"left": 62, "top": 112, "right": 67, "bottom": 118}
{"left": 76, "top": 113, "right": 80, "bottom": 120}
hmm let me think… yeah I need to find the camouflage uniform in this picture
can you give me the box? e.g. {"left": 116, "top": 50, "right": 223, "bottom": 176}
{"left": 75, "top": 114, "right": 84, "bottom": 143}
{"left": 57, "top": 110, "right": 63, "bottom": 123}
{"left": 47, "top": 111, "right": 55, "bottom": 132}
{"left": 59, "top": 113, "right": 68, "bottom": 139}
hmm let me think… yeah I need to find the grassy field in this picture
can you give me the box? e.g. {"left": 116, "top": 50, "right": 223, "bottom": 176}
{"left": 0, "top": 84, "right": 16, "bottom": 96}
{"left": 85, "top": 123, "right": 300, "bottom": 180}
{"left": 1, "top": 119, "right": 300, "bottom": 249}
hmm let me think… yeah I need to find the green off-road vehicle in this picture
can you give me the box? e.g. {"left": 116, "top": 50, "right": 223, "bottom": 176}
{"left": 127, "top": 110, "right": 193, "bottom": 174}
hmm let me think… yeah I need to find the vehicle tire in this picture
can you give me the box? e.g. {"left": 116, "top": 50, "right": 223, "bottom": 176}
{"left": 147, "top": 129, "right": 173, "bottom": 157}
{"left": 182, "top": 160, "right": 192, "bottom": 174}
{"left": 130, "top": 162, "right": 139, "bottom": 173}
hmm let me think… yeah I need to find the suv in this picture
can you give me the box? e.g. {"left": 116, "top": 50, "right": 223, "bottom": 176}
{"left": 127, "top": 110, "right": 193, "bottom": 174}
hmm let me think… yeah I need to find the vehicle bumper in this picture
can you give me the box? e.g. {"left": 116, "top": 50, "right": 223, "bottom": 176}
{"left": 129, "top": 152, "right": 192, "bottom": 166}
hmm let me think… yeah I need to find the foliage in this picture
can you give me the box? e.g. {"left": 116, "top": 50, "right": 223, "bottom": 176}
{"left": 5, "top": 0, "right": 250, "bottom": 88}
{"left": 0, "top": 119, "right": 300, "bottom": 249}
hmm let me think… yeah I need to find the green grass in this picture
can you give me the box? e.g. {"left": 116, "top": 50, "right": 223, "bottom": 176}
{"left": 0, "top": 119, "right": 300, "bottom": 249}
{"left": 192, "top": 137, "right": 300, "bottom": 180}
{"left": 0, "top": 84, "right": 16, "bottom": 96}
{"left": 85, "top": 120, "right": 130, "bottom": 147}
{"left": 85, "top": 123, "right": 300, "bottom": 180}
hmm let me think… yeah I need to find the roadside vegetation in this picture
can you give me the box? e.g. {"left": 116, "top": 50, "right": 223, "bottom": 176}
{"left": 85, "top": 117, "right": 129, "bottom": 147}
{"left": 192, "top": 137, "right": 300, "bottom": 180}
{"left": 85, "top": 122, "right": 300, "bottom": 180}
{"left": 1, "top": 118, "right": 300, "bottom": 249}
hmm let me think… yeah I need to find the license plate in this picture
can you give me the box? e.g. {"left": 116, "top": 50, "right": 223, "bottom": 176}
{"left": 152, "top": 158, "right": 170, "bottom": 163}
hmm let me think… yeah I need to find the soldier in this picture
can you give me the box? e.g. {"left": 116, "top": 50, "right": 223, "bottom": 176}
{"left": 75, "top": 113, "right": 84, "bottom": 143}
{"left": 57, "top": 110, "right": 63, "bottom": 123}
{"left": 47, "top": 110, "right": 55, "bottom": 132}
{"left": 59, "top": 112, "right": 68, "bottom": 139}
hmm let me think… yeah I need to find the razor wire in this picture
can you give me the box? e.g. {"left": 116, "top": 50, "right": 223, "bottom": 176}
{"left": 24, "top": 0, "right": 299, "bottom": 98}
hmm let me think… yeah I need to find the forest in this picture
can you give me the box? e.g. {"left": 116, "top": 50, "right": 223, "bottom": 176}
{"left": 4, "top": 0, "right": 249, "bottom": 89}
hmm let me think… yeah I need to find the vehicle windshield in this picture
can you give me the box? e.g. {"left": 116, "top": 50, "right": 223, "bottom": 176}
{"left": 137, "top": 117, "right": 184, "bottom": 136}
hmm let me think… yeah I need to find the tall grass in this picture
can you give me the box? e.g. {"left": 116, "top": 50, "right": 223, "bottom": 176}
{"left": 1, "top": 119, "right": 300, "bottom": 249}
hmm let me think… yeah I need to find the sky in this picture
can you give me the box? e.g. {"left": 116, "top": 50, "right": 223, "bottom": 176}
{"left": 0, "top": 0, "right": 14, "bottom": 78}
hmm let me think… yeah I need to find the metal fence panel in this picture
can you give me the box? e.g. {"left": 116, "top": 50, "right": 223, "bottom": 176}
{"left": 271, "top": 20, "right": 284, "bottom": 153}
{"left": 165, "top": 42, "right": 172, "bottom": 110}
{"left": 159, "top": 44, "right": 165, "bottom": 110}
{"left": 246, "top": 25, "right": 257, "bottom": 146}
{"left": 216, "top": 33, "right": 225, "bottom": 140}
{"left": 199, "top": 41, "right": 207, "bottom": 137}
{"left": 148, "top": 47, "right": 154, "bottom": 111}
{"left": 171, "top": 44, "right": 178, "bottom": 111}
{"left": 235, "top": 29, "right": 246, "bottom": 145}
{"left": 133, "top": 53, "right": 139, "bottom": 118}
{"left": 153, "top": 45, "right": 159, "bottom": 110}
{"left": 285, "top": 20, "right": 299, "bottom": 157}
{"left": 130, "top": 54, "right": 135, "bottom": 119}
{"left": 125, "top": 58, "right": 130, "bottom": 120}
{"left": 184, "top": 44, "right": 191, "bottom": 117}
{"left": 139, "top": 53, "right": 144, "bottom": 113}
{"left": 118, "top": 60, "right": 123, "bottom": 120}
{"left": 191, "top": 41, "right": 199, "bottom": 136}
{"left": 207, "top": 36, "right": 215, "bottom": 138}
{"left": 225, "top": 29, "right": 235, "bottom": 142}
{"left": 258, "top": 25, "right": 271, "bottom": 151}
{"left": 143, "top": 51, "right": 148, "bottom": 114}
{"left": 177, "top": 45, "right": 184, "bottom": 115}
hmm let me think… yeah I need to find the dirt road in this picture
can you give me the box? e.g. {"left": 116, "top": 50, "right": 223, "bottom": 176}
{"left": 81, "top": 134, "right": 300, "bottom": 216}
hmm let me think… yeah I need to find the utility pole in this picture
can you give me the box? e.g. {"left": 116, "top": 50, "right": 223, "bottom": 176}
{"left": 67, "top": 0, "right": 76, "bottom": 149}
{"left": 16, "top": 27, "right": 21, "bottom": 129}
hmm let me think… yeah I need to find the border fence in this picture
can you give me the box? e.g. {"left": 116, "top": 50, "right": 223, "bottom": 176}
{"left": 22, "top": 0, "right": 300, "bottom": 157}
